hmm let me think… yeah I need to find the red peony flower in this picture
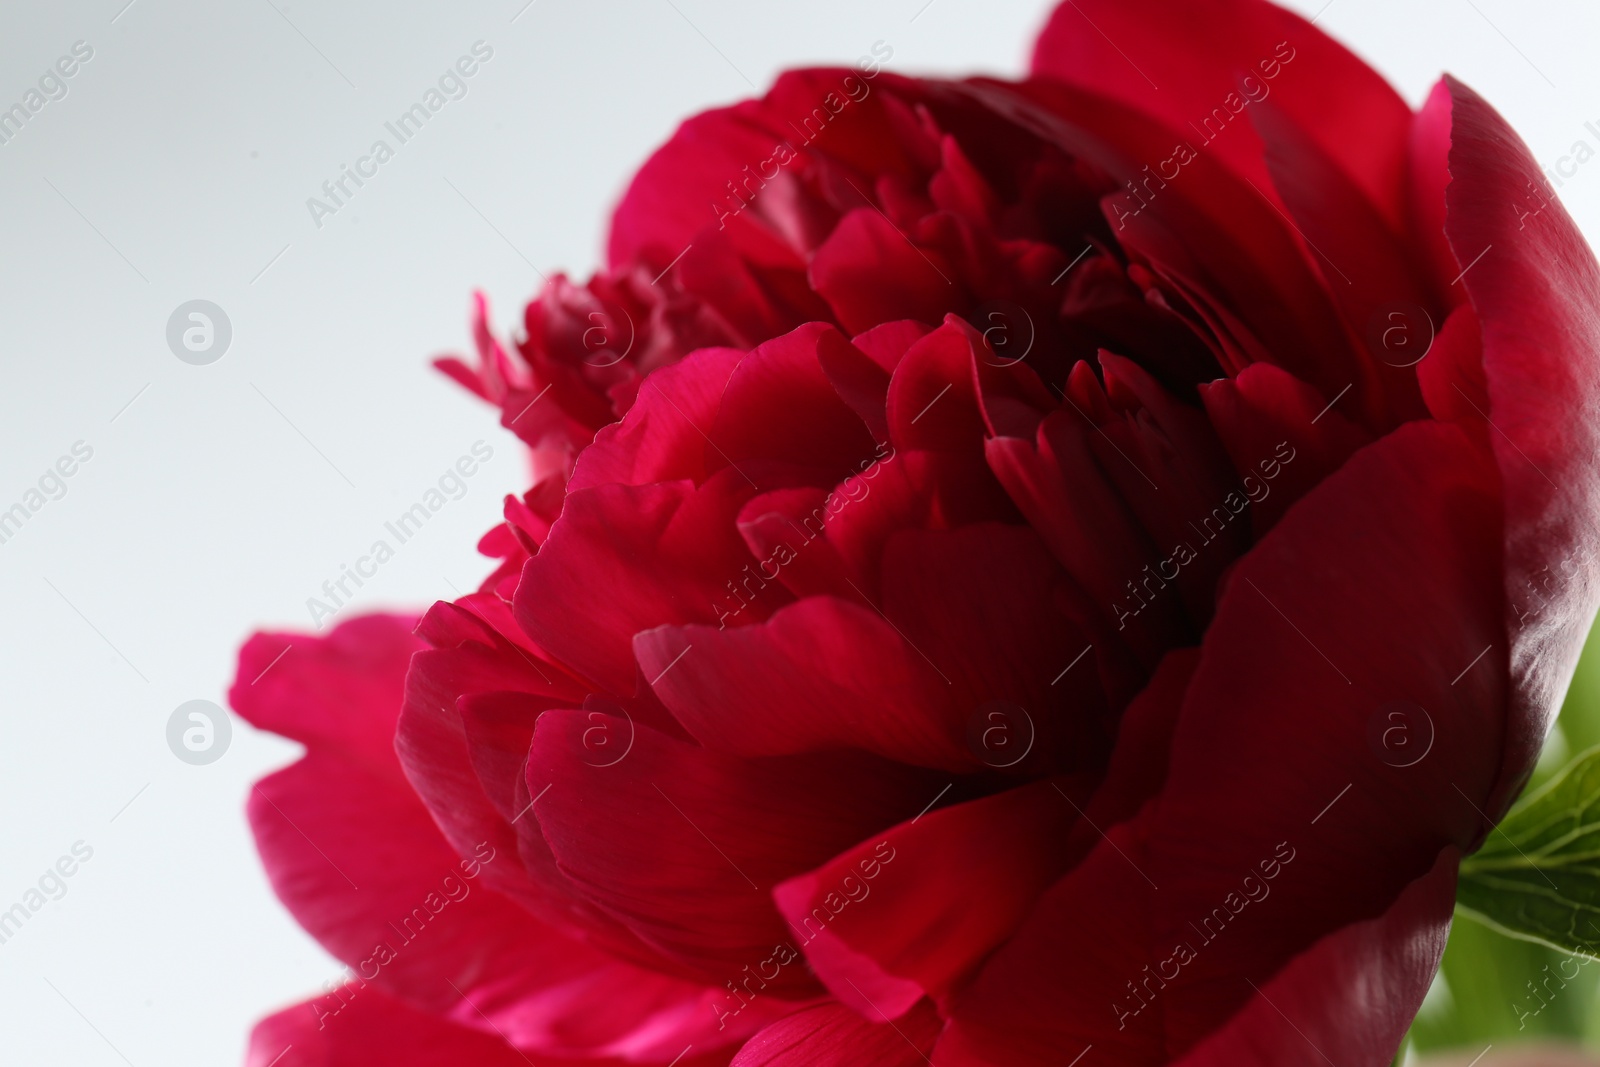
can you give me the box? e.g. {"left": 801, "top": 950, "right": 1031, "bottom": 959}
{"left": 235, "top": 1, "right": 1600, "bottom": 1065}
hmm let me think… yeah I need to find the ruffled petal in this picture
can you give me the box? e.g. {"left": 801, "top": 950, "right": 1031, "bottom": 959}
{"left": 1440, "top": 76, "right": 1600, "bottom": 815}
{"left": 635, "top": 596, "right": 974, "bottom": 771}
{"left": 515, "top": 476, "right": 767, "bottom": 695}
{"left": 247, "top": 985, "right": 739, "bottom": 1067}
{"left": 527, "top": 710, "right": 939, "bottom": 991}
{"left": 939, "top": 419, "right": 1506, "bottom": 1063}
{"left": 774, "top": 780, "right": 1080, "bottom": 1018}
{"left": 246, "top": 986, "right": 544, "bottom": 1067}
{"left": 1174, "top": 849, "right": 1457, "bottom": 1066}
{"left": 240, "top": 615, "right": 742, "bottom": 1061}
{"left": 732, "top": 1001, "right": 943, "bottom": 1067}
{"left": 1029, "top": 0, "right": 1411, "bottom": 229}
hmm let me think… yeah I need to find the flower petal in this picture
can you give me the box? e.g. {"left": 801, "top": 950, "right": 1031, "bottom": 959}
{"left": 527, "top": 711, "right": 939, "bottom": 991}
{"left": 242, "top": 615, "right": 739, "bottom": 1060}
{"left": 635, "top": 596, "right": 974, "bottom": 770}
{"left": 939, "top": 419, "right": 1505, "bottom": 1062}
{"left": 230, "top": 614, "right": 423, "bottom": 788}
{"left": 1173, "top": 848, "right": 1458, "bottom": 1066}
{"left": 774, "top": 780, "right": 1081, "bottom": 1018}
{"left": 515, "top": 475, "right": 767, "bottom": 695}
{"left": 246, "top": 986, "right": 541, "bottom": 1067}
{"left": 732, "top": 1001, "right": 943, "bottom": 1067}
{"left": 1441, "top": 76, "right": 1600, "bottom": 815}
{"left": 1029, "top": 0, "right": 1411, "bottom": 229}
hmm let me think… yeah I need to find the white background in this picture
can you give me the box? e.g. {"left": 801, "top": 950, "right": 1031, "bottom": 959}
{"left": 0, "top": 0, "right": 1595, "bottom": 1062}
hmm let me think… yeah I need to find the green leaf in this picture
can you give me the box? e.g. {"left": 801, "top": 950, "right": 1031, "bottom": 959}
{"left": 1559, "top": 625, "right": 1600, "bottom": 759}
{"left": 1400, "top": 625, "right": 1600, "bottom": 1055}
{"left": 1405, "top": 909, "right": 1600, "bottom": 1052}
{"left": 1458, "top": 743, "right": 1600, "bottom": 957}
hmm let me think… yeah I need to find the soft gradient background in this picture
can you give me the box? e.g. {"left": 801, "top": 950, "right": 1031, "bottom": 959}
{"left": 0, "top": 1, "right": 1597, "bottom": 1063}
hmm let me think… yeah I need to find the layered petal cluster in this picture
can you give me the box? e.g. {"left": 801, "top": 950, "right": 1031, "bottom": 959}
{"left": 237, "top": 1, "right": 1600, "bottom": 1065}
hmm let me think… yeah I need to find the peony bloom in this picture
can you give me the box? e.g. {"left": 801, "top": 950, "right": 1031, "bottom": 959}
{"left": 236, "top": 1, "right": 1600, "bottom": 1065}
